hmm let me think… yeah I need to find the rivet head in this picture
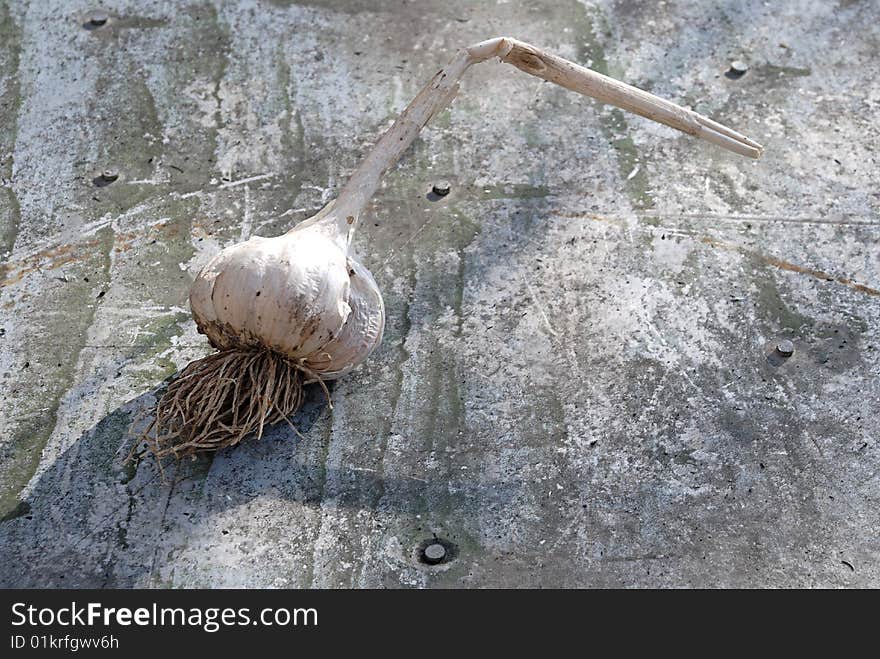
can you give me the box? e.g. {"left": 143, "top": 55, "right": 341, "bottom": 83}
{"left": 88, "top": 11, "right": 109, "bottom": 27}
{"left": 422, "top": 543, "right": 447, "bottom": 565}
{"left": 775, "top": 339, "right": 794, "bottom": 357}
{"left": 727, "top": 60, "right": 748, "bottom": 78}
{"left": 432, "top": 181, "right": 451, "bottom": 196}
{"left": 101, "top": 169, "right": 119, "bottom": 182}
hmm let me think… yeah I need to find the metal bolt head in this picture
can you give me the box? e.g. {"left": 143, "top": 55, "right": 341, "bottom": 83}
{"left": 88, "top": 11, "right": 109, "bottom": 27}
{"left": 775, "top": 339, "right": 794, "bottom": 357}
{"left": 422, "top": 543, "right": 447, "bottom": 564}
{"left": 432, "top": 181, "right": 451, "bottom": 196}
{"left": 729, "top": 60, "right": 748, "bottom": 75}
{"left": 101, "top": 169, "right": 118, "bottom": 182}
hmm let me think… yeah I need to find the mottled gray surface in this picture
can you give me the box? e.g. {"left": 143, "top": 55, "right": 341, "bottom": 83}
{"left": 0, "top": 0, "right": 878, "bottom": 588}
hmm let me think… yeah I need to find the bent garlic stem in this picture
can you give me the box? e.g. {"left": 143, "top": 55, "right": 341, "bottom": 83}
{"left": 329, "top": 37, "right": 763, "bottom": 240}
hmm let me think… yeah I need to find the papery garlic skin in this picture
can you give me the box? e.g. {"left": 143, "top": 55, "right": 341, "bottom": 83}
{"left": 308, "top": 257, "right": 385, "bottom": 379}
{"left": 189, "top": 220, "right": 384, "bottom": 376}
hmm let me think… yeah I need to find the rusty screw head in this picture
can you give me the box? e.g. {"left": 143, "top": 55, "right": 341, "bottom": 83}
{"left": 775, "top": 339, "right": 794, "bottom": 357}
{"left": 101, "top": 169, "right": 119, "bottom": 183}
{"left": 422, "top": 543, "right": 447, "bottom": 565}
{"left": 432, "top": 181, "right": 451, "bottom": 196}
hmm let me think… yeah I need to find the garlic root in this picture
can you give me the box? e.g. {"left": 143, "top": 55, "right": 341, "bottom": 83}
{"left": 145, "top": 350, "right": 310, "bottom": 459}
{"left": 143, "top": 37, "right": 762, "bottom": 460}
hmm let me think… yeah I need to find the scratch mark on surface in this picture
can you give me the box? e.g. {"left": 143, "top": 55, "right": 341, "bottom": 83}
{"left": 125, "top": 176, "right": 171, "bottom": 186}
{"left": 699, "top": 236, "right": 880, "bottom": 297}
{"left": 147, "top": 471, "right": 181, "bottom": 587}
{"left": 547, "top": 506, "right": 586, "bottom": 552}
{"left": 220, "top": 172, "right": 276, "bottom": 190}
{"left": 638, "top": 211, "right": 880, "bottom": 227}
{"left": 555, "top": 210, "right": 880, "bottom": 297}
{"left": 381, "top": 212, "right": 436, "bottom": 267}
{"left": 278, "top": 207, "right": 313, "bottom": 218}
{"left": 239, "top": 184, "right": 252, "bottom": 242}
{"left": 179, "top": 172, "right": 277, "bottom": 199}
{"left": 521, "top": 273, "right": 558, "bottom": 336}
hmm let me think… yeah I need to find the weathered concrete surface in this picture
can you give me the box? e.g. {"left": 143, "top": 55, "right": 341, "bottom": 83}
{"left": 0, "top": 0, "right": 878, "bottom": 587}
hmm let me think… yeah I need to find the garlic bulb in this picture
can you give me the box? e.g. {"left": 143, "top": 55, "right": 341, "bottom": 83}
{"left": 143, "top": 37, "right": 761, "bottom": 459}
{"left": 188, "top": 206, "right": 384, "bottom": 380}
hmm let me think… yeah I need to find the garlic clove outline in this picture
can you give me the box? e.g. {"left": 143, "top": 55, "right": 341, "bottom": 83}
{"left": 305, "top": 256, "right": 385, "bottom": 380}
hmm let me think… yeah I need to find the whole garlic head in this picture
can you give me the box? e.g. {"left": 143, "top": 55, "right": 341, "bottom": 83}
{"left": 189, "top": 212, "right": 384, "bottom": 380}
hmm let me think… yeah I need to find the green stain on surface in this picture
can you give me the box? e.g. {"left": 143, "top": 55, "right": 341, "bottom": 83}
{"left": 89, "top": 72, "right": 166, "bottom": 214}
{"left": 415, "top": 204, "right": 478, "bottom": 524}
{"left": 569, "top": 2, "right": 655, "bottom": 210}
{"left": 128, "top": 203, "right": 199, "bottom": 302}
{"left": 748, "top": 256, "right": 815, "bottom": 333}
{"left": 362, "top": 128, "right": 484, "bottom": 531}
{"left": 707, "top": 171, "right": 748, "bottom": 211}
{"left": 107, "top": 15, "right": 169, "bottom": 30}
{"left": 153, "top": 3, "right": 231, "bottom": 191}
{"left": 0, "top": 11, "right": 180, "bottom": 515}
{"left": 0, "top": 499, "right": 29, "bottom": 523}
{"left": 0, "top": 1, "right": 22, "bottom": 258}
{"left": 758, "top": 64, "right": 812, "bottom": 79}
{"left": 86, "top": 408, "right": 135, "bottom": 478}
{"left": 129, "top": 310, "right": 193, "bottom": 386}
{"left": 0, "top": 187, "right": 19, "bottom": 262}
{"left": 0, "top": 228, "right": 116, "bottom": 518}
{"left": 600, "top": 108, "right": 654, "bottom": 209}
{"left": 83, "top": 4, "right": 228, "bottom": 196}
{"left": 0, "top": 3, "right": 222, "bottom": 515}
{"left": 276, "top": 57, "right": 307, "bottom": 212}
